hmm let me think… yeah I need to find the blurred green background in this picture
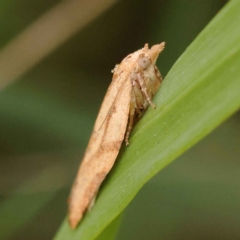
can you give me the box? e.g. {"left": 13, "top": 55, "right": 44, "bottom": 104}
{"left": 1, "top": 0, "right": 240, "bottom": 239}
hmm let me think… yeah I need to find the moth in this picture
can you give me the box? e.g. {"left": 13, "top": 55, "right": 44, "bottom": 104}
{"left": 68, "top": 42, "right": 165, "bottom": 228}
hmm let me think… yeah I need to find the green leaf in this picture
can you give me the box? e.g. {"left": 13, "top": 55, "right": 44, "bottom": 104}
{"left": 54, "top": 0, "right": 240, "bottom": 239}
{"left": 95, "top": 214, "right": 122, "bottom": 240}
{"left": 54, "top": 214, "right": 122, "bottom": 240}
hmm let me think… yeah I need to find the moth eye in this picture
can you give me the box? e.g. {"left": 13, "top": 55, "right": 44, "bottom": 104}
{"left": 138, "top": 57, "right": 151, "bottom": 69}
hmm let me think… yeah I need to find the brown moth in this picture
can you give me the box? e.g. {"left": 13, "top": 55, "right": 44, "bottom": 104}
{"left": 68, "top": 42, "right": 165, "bottom": 228}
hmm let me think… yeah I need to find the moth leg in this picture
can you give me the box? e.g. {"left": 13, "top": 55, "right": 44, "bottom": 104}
{"left": 125, "top": 89, "right": 136, "bottom": 146}
{"left": 137, "top": 72, "right": 156, "bottom": 108}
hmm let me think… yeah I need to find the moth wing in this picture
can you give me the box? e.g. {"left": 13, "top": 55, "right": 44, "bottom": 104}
{"left": 68, "top": 76, "right": 132, "bottom": 228}
{"left": 94, "top": 70, "right": 129, "bottom": 131}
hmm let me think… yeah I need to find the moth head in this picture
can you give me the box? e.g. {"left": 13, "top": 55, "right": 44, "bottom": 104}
{"left": 149, "top": 42, "right": 165, "bottom": 64}
{"left": 138, "top": 54, "right": 151, "bottom": 69}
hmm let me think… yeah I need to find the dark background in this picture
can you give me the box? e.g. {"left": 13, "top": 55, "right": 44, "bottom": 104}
{"left": 1, "top": 1, "right": 240, "bottom": 239}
